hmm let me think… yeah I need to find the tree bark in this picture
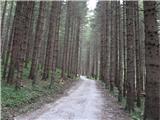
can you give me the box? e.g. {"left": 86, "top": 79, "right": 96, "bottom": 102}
{"left": 2, "top": 2, "right": 14, "bottom": 65}
{"left": 126, "top": 1, "right": 136, "bottom": 112}
{"left": 61, "top": 1, "right": 71, "bottom": 79}
{"left": 29, "top": 2, "right": 46, "bottom": 85}
{"left": 1, "top": 1, "right": 7, "bottom": 34}
{"left": 134, "top": 1, "right": 141, "bottom": 107}
{"left": 110, "top": 1, "right": 116, "bottom": 91}
{"left": 42, "top": 2, "right": 58, "bottom": 80}
{"left": 143, "top": 1, "right": 160, "bottom": 120}
{"left": 50, "top": 2, "right": 62, "bottom": 87}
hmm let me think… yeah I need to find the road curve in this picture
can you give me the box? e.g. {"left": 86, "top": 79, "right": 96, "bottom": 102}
{"left": 15, "top": 76, "right": 104, "bottom": 120}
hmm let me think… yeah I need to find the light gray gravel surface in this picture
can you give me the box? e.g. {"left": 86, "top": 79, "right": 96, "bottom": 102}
{"left": 15, "top": 76, "right": 131, "bottom": 120}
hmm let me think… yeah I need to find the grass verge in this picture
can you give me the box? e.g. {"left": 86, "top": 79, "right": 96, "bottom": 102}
{"left": 1, "top": 68, "right": 78, "bottom": 120}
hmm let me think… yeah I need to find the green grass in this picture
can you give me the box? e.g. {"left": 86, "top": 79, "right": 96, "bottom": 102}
{"left": 2, "top": 85, "right": 37, "bottom": 107}
{"left": 1, "top": 67, "right": 65, "bottom": 108}
{"left": 1, "top": 80, "right": 63, "bottom": 108}
{"left": 1, "top": 62, "right": 77, "bottom": 120}
{"left": 131, "top": 99, "right": 144, "bottom": 120}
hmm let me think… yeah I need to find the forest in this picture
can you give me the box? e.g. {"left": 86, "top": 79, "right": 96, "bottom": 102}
{"left": 1, "top": 0, "right": 160, "bottom": 120}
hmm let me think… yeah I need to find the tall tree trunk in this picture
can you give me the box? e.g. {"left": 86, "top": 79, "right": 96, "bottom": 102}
{"left": 2, "top": 2, "right": 14, "bottom": 79}
{"left": 68, "top": 18, "right": 74, "bottom": 77}
{"left": 143, "top": 1, "right": 160, "bottom": 120}
{"left": 42, "top": 2, "right": 58, "bottom": 80}
{"left": 25, "top": 2, "right": 36, "bottom": 68}
{"left": 61, "top": 1, "right": 71, "bottom": 79}
{"left": 50, "top": 2, "right": 62, "bottom": 87}
{"left": 134, "top": 1, "right": 141, "bottom": 107}
{"left": 1, "top": 1, "right": 7, "bottom": 34}
{"left": 117, "top": 1, "right": 123, "bottom": 102}
{"left": 6, "top": 2, "right": 30, "bottom": 88}
{"left": 110, "top": 1, "right": 116, "bottom": 91}
{"left": 75, "top": 18, "right": 81, "bottom": 75}
{"left": 15, "top": 2, "right": 33, "bottom": 89}
{"left": 86, "top": 44, "right": 90, "bottom": 77}
{"left": 99, "top": 1, "right": 107, "bottom": 83}
{"left": 39, "top": 3, "right": 51, "bottom": 70}
{"left": 95, "top": 43, "right": 99, "bottom": 79}
{"left": 7, "top": 2, "right": 24, "bottom": 85}
{"left": 29, "top": 2, "right": 46, "bottom": 85}
{"left": 2, "top": 2, "right": 14, "bottom": 65}
{"left": 104, "top": 1, "right": 110, "bottom": 86}
{"left": 24, "top": 3, "right": 36, "bottom": 68}
{"left": 123, "top": 1, "right": 127, "bottom": 97}
{"left": 115, "top": 1, "right": 119, "bottom": 88}
{"left": 70, "top": 20, "right": 76, "bottom": 76}
{"left": 6, "top": 22, "right": 16, "bottom": 84}
{"left": 126, "top": 1, "right": 136, "bottom": 113}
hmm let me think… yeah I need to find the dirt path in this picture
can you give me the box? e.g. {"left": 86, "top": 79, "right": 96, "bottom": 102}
{"left": 15, "top": 76, "right": 131, "bottom": 120}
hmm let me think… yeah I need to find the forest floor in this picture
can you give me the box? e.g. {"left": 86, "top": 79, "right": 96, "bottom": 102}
{"left": 14, "top": 76, "right": 131, "bottom": 120}
{"left": 1, "top": 77, "right": 77, "bottom": 120}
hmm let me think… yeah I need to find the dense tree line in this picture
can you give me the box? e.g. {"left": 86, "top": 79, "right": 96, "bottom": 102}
{"left": 85, "top": 1, "right": 159, "bottom": 120}
{"left": 1, "top": 1, "right": 159, "bottom": 120}
{"left": 1, "top": 1, "right": 87, "bottom": 89}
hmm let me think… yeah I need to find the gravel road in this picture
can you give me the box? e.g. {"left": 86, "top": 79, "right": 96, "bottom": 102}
{"left": 15, "top": 76, "right": 131, "bottom": 120}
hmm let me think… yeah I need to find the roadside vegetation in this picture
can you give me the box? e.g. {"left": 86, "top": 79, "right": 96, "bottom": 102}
{"left": 1, "top": 68, "right": 77, "bottom": 120}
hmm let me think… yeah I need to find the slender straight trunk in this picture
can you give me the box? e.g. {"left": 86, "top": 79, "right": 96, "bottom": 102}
{"left": 24, "top": 3, "right": 36, "bottom": 68}
{"left": 6, "top": 21, "right": 15, "bottom": 84}
{"left": 110, "top": 1, "right": 116, "bottom": 91}
{"left": 15, "top": 2, "right": 33, "bottom": 89}
{"left": 70, "top": 21, "right": 76, "bottom": 76}
{"left": 123, "top": 1, "right": 127, "bottom": 97}
{"left": 126, "top": 1, "right": 136, "bottom": 112}
{"left": 29, "top": 2, "right": 45, "bottom": 85}
{"left": 2, "top": 2, "right": 14, "bottom": 79}
{"left": 5, "top": 21, "right": 15, "bottom": 83}
{"left": 39, "top": 3, "right": 51, "bottom": 70}
{"left": 86, "top": 45, "right": 90, "bottom": 77}
{"left": 91, "top": 55, "right": 95, "bottom": 78}
{"left": 61, "top": 1, "right": 71, "bottom": 78}
{"left": 42, "top": 2, "right": 58, "bottom": 80}
{"left": 143, "top": 1, "right": 160, "bottom": 120}
{"left": 66, "top": 10, "right": 73, "bottom": 76}
{"left": 115, "top": 1, "right": 119, "bottom": 88}
{"left": 72, "top": 22, "right": 78, "bottom": 76}
{"left": 99, "top": 1, "right": 106, "bottom": 82}
{"left": 75, "top": 18, "right": 81, "bottom": 75}
{"left": 68, "top": 18, "right": 74, "bottom": 77}
{"left": 117, "top": 1, "right": 123, "bottom": 102}
{"left": 7, "top": 2, "right": 25, "bottom": 85}
{"left": 134, "top": 1, "right": 141, "bottom": 107}
{"left": 95, "top": 42, "right": 99, "bottom": 79}
{"left": 140, "top": 21, "right": 146, "bottom": 92}
{"left": 1, "top": 1, "right": 7, "bottom": 34}
{"left": 50, "top": 2, "right": 62, "bottom": 87}
{"left": 104, "top": 1, "right": 110, "bottom": 86}
{"left": 106, "top": 2, "right": 111, "bottom": 85}
{"left": 78, "top": 39, "right": 82, "bottom": 75}
{"left": 6, "top": 2, "right": 30, "bottom": 87}
{"left": 25, "top": 2, "right": 36, "bottom": 68}
{"left": 99, "top": 2, "right": 103, "bottom": 81}
{"left": 2, "top": 2, "right": 14, "bottom": 65}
